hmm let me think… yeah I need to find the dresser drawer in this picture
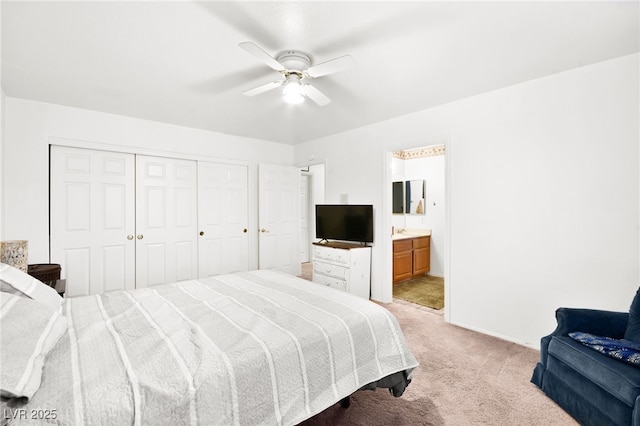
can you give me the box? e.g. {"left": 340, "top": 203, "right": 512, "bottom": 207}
{"left": 313, "top": 261, "right": 347, "bottom": 280}
{"left": 313, "top": 246, "right": 349, "bottom": 265}
{"left": 332, "top": 249, "right": 349, "bottom": 264}
{"left": 312, "top": 246, "right": 329, "bottom": 261}
{"left": 313, "top": 273, "right": 348, "bottom": 292}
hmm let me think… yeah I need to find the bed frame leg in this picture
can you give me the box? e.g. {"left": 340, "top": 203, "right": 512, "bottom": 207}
{"left": 339, "top": 396, "right": 351, "bottom": 408}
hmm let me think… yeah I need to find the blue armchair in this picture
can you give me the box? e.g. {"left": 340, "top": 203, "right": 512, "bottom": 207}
{"left": 532, "top": 306, "right": 640, "bottom": 425}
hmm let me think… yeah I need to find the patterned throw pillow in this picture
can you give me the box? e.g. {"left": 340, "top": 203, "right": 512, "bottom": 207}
{"left": 570, "top": 331, "right": 640, "bottom": 367}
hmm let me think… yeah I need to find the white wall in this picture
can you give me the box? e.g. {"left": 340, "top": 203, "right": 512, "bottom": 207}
{"left": 0, "top": 3, "right": 3, "bottom": 240}
{"left": 2, "top": 98, "right": 294, "bottom": 267}
{"left": 0, "top": 89, "right": 5, "bottom": 241}
{"left": 295, "top": 53, "right": 640, "bottom": 348}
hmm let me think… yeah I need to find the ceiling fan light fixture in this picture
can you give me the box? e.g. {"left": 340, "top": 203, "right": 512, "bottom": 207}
{"left": 282, "top": 76, "right": 305, "bottom": 105}
{"left": 240, "top": 42, "right": 353, "bottom": 107}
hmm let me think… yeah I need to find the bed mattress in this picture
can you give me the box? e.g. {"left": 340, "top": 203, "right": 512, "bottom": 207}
{"left": 2, "top": 269, "right": 418, "bottom": 425}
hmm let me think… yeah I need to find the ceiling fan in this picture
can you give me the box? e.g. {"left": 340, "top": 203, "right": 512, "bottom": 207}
{"left": 239, "top": 41, "right": 355, "bottom": 106}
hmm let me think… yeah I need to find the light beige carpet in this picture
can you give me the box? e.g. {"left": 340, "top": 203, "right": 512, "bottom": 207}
{"left": 300, "top": 299, "right": 577, "bottom": 426}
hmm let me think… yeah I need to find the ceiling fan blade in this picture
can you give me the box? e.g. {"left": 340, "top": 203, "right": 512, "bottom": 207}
{"left": 305, "top": 55, "right": 355, "bottom": 78}
{"left": 303, "top": 84, "right": 331, "bottom": 106}
{"left": 242, "top": 81, "right": 283, "bottom": 97}
{"left": 239, "top": 42, "right": 286, "bottom": 73}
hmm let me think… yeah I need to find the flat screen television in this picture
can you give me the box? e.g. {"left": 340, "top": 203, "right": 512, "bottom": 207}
{"left": 315, "top": 204, "right": 374, "bottom": 244}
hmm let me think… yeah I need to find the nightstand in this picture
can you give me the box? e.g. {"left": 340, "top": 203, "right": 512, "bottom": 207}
{"left": 27, "top": 264, "right": 63, "bottom": 297}
{"left": 54, "top": 279, "right": 66, "bottom": 297}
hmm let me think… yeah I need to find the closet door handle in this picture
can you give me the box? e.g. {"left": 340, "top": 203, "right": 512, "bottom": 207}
{"left": 243, "top": 228, "right": 248, "bottom": 233}
{"left": 127, "top": 235, "right": 134, "bottom": 240}
{"left": 199, "top": 231, "right": 205, "bottom": 236}
{"left": 260, "top": 228, "right": 269, "bottom": 233}
{"left": 137, "top": 234, "right": 144, "bottom": 240}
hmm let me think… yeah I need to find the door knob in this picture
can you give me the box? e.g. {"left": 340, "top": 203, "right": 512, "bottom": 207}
{"left": 127, "top": 235, "right": 134, "bottom": 240}
{"left": 137, "top": 234, "right": 144, "bottom": 240}
{"left": 243, "top": 228, "right": 247, "bottom": 233}
{"left": 199, "top": 231, "right": 205, "bottom": 236}
{"left": 260, "top": 228, "right": 269, "bottom": 233}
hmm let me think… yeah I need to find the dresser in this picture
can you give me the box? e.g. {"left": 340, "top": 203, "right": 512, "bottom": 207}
{"left": 311, "top": 242, "right": 371, "bottom": 299}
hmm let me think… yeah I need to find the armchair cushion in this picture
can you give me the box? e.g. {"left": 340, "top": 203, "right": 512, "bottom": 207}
{"left": 625, "top": 288, "right": 640, "bottom": 342}
{"left": 547, "top": 336, "right": 640, "bottom": 408}
{"left": 570, "top": 331, "right": 640, "bottom": 367}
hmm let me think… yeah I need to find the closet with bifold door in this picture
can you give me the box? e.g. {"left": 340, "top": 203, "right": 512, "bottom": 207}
{"left": 50, "top": 145, "right": 249, "bottom": 297}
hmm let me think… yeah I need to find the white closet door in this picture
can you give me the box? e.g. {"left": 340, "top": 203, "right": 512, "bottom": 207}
{"left": 136, "top": 155, "right": 198, "bottom": 287}
{"left": 198, "top": 162, "right": 249, "bottom": 277}
{"left": 50, "top": 146, "right": 135, "bottom": 297}
{"left": 258, "top": 164, "right": 300, "bottom": 275}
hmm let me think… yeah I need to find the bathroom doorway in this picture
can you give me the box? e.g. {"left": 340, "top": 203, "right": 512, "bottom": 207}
{"left": 388, "top": 144, "right": 447, "bottom": 311}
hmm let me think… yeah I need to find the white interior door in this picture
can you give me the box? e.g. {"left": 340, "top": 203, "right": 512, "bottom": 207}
{"left": 136, "top": 155, "right": 198, "bottom": 287}
{"left": 50, "top": 146, "right": 135, "bottom": 297}
{"left": 258, "top": 164, "right": 300, "bottom": 275}
{"left": 198, "top": 162, "right": 249, "bottom": 277}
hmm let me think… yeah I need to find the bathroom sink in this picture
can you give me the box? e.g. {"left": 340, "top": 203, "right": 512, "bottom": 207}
{"left": 392, "top": 229, "right": 431, "bottom": 239}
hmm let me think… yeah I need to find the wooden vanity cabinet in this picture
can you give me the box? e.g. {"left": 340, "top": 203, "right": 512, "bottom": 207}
{"left": 393, "top": 236, "right": 430, "bottom": 283}
{"left": 393, "top": 239, "right": 414, "bottom": 283}
{"left": 412, "top": 236, "right": 430, "bottom": 276}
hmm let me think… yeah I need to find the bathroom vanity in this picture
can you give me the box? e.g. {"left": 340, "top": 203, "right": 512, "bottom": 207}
{"left": 392, "top": 230, "right": 431, "bottom": 283}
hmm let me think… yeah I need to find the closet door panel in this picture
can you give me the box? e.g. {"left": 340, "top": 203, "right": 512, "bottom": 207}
{"left": 50, "top": 146, "right": 135, "bottom": 297}
{"left": 143, "top": 242, "right": 167, "bottom": 286}
{"left": 103, "top": 245, "right": 128, "bottom": 292}
{"left": 64, "top": 248, "right": 91, "bottom": 296}
{"left": 136, "top": 155, "right": 198, "bottom": 287}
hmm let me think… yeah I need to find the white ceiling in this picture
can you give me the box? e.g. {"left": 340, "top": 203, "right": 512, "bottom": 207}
{"left": 2, "top": 1, "right": 638, "bottom": 145}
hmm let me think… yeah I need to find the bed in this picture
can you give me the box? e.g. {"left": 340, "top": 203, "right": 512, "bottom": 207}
{"left": 0, "top": 264, "right": 418, "bottom": 425}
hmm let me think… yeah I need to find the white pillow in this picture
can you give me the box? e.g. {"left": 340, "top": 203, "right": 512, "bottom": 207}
{"left": 0, "top": 292, "right": 68, "bottom": 399}
{"left": 0, "top": 263, "right": 63, "bottom": 309}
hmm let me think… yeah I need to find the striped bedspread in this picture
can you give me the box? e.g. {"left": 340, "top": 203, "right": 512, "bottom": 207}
{"left": 6, "top": 270, "right": 418, "bottom": 425}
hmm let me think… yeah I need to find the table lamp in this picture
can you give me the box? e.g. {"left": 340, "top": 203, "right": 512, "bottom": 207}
{"left": 0, "top": 240, "right": 29, "bottom": 272}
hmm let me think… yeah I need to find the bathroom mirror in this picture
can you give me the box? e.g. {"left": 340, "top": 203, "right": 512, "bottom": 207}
{"left": 405, "top": 180, "right": 425, "bottom": 215}
{"left": 392, "top": 181, "right": 404, "bottom": 214}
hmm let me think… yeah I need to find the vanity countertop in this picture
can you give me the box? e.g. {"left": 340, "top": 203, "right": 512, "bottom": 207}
{"left": 392, "top": 228, "right": 431, "bottom": 240}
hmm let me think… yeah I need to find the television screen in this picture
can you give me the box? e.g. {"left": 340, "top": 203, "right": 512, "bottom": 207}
{"left": 315, "top": 204, "right": 374, "bottom": 243}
